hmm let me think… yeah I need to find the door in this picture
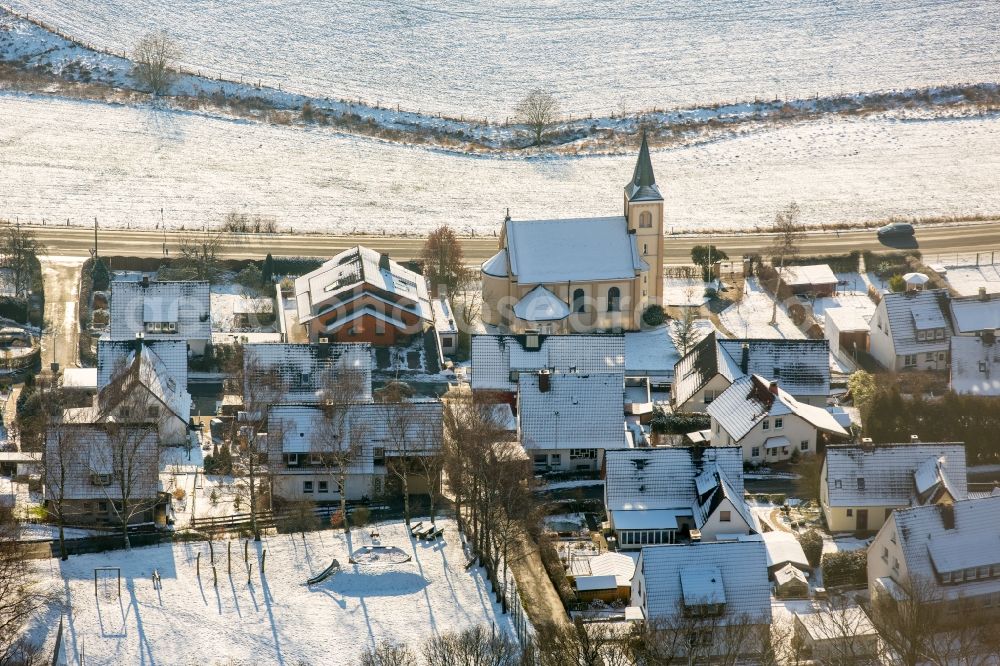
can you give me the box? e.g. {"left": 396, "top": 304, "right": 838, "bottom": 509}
{"left": 856, "top": 509, "right": 869, "bottom": 531}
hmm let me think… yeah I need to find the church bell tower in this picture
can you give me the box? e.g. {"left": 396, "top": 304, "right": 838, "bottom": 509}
{"left": 624, "top": 132, "right": 664, "bottom": 309}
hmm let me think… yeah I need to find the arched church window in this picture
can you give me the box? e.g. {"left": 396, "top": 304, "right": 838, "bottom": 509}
{"left": 573, "top": 289, "right": 585, "bottom": 313}
{"left": 639, "top": 211, "right": 652, "bottom": 228}
{"left": 607, "top": 287, "right": 621, "bottom": 312}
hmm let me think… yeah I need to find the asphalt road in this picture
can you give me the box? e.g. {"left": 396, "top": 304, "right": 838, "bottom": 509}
{"left": 30, "top": 221, "right": 1000, "bottom": 265}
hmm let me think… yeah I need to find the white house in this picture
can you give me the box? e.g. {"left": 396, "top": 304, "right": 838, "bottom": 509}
{"left": 950, "top": 334, "right": 1000, "bottom": 395}
{"left": 605, "top": 447, "right": 756, "bottom": 548}
{"left": 672, "top": 334, "right": 831, "bottom": 412}
{"left": 242, "top": 342, "right": 373, "bottom": 405}
{"left": 109, "top": 278, "right": 211, "bottom": 356}
{"left": 869, "top": 289, "right": 951, "bottom": 371}
{"left": 517, "top": 371, "right": 628, "bottom": 472}
{"left": 821, "top": 442, "right": 967, "bottom": 533}
{"left": 949, "top": 293, "right": 1000, "bottom": 337}
{"left": 868, "top": 495, "right": 1000, "bottom": 621}
{"left": 706, "top": 375, "right": 848, "bottom": 462}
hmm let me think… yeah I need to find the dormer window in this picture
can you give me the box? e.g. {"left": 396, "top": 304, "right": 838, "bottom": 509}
{"left": 835, "top": 479, "right": 842, "bottom": 489}
{"left": 935, "top": 329, "right": 944, "bottom": 340}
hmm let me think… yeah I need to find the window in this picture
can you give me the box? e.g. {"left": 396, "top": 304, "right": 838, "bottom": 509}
{"left": 938, "top": 352, "right": 946, "bottom": 361}
{"left": 751, "top": 447, "right": 760, "bottom": 458}
{"left": 834, "top": 479, "right": 842, "bottom": 489}
{"left": 318, "top": 481, "right": 329, "bottom": 493}
{"left": 926, "top": 352, "right": 934, "bottom": 362}
{"left": 572, "top": 289, "right": 585, "bottom": 313}
{"left": 309, "top": 453, "right": 323, "bottom": 466}
{"left": 704, "top": 390, "right": 718, "bottom": 404}
{"left": 936, "top": 329, "right": 945, "bottom": 340}
{"left": 534, "top": 454, "right": 547, "bottom": 466}
{"left": 882, "top": 546, "right": 889, "bottom": 561}
{"left": 607, "top": 287, "right": 621, "bottom": 312}
{"left": 917, "top": 330, "right": 926, "bottom": 341}
{"left": 800, "top": 440, "right": 809, "bottom": 451}
{"left": 286, "top": 453, "right": 300, "bottom": 467}
{"left": 570, "top": 449, "right": 596, "bottom": 460}
{"left": 549, "top": 453, "right": 562, "bottom": 465}
{"left": 857, "top": 477, "right": 866, "bottom": 490}
{"left": 303, "top": 481, "right": 314, "bottom": 494}
{"left": 90, "top": 473, "right": 111, "bottom": 486}
{"left": 97, "top": 501, "right": 108, "bottom": 513}
{"left": 643, "top": 243, "right": 648, "bottom": 254}
{"left": 147, "top": 405, "right": 159, "bottom": 418}
{"left": 762, "top": 419, "right": 770, "bottom": 431}
{"left": 774, "top": 418, "right": 783, "bottom": 430}
{"left": 373, "top": 447, "right": 385, "bottom": 466}
{"left": 442, "top": 336, "right": 454, "bottom": 347}
{"left": 720, "top": 511, "right": 731, "bottom": 522}
{"left": 639, "top": 211, "right": 652, "bottom": 228}
{"left": 904, "top": 354, "right": 916, "bottom": 367}
{"left": 716, "top": 422, "right": 721, "bottom": 434}
{"left": 846, "top": 509, "right": 854, "bottom": 517}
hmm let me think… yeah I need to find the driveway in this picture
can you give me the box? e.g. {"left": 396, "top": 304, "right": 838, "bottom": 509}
{"left": 40, "top": 256, "right": 85, "bottom": 371}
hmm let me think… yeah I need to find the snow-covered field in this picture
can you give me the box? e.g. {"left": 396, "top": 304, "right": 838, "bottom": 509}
{"left": 29, "top": 520, "right": 511, "bottom": 665}
{"left": 7, "top": 1, "right": 997, "bottom": 118}
{"left": 2, "top": 93, "right": 999, "bottom": 235}
{"left": 719, "top": 279, "right": 805, "bottom": 340}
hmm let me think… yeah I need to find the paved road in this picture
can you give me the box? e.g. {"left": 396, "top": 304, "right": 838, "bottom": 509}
{"left": 31, "top": 220, "right": 1000, "bottom": 266}
{"left": 39, "top": 257, "right": 83, "bottom": 371}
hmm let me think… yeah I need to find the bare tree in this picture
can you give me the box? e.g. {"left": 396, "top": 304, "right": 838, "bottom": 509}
{"left": 420, "top": 225, "right": 472, "bottom": 298}
{"left": 313, "top": 368, "right": 370, "bottom": 532}
{"left": 237, "top": 354, "right": 286, "bottom": 541}
{"left": 421, "top": 625, "right": 521, "bottom": 666}
{"left": 91, "top": 421, "right": 160, "bottom": 550}
{"left": 358, "top": 639, "right": 417, "bottom": 666}
{"left": 517, "top": 89, "right": 560, "bottom": 145}
{"left": 0, "top": 508, "right": 47, "bottom": 665}
{"left": 131, "top": 31, "right": 180, "bottom": 95}
{"left": 767, "top": 202, "right": 803, "bottom": 324}
{"left": 0, "top": 222, "right": 44, "bottom": 304}
{"left": 41, "top": 389, "right": 83, "bottom": 561}
{"left": 790, "top": 597, "right": 878, "bottom": 666}
{"left": 379, "top": 395, "right": 440, "bottom": 526}
{"left": 627, "top": 609, "right": 773, "bottom": 666}
{"left": 168, "top": 231, "right": 224, "bottom": 282}
{"left": 532, "top": 618, "right": 630, "bottom": 666}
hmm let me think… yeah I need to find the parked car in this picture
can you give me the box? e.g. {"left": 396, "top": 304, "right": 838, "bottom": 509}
{"left": 876, "top": 222, "right": 915, "bottom": 238}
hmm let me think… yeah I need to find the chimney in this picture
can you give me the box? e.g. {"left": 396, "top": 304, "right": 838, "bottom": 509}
{"left": 141, "top": 274, "right": 149, "bottom": 288}
{"left": 379, "top": 253, "right": 391, "bottom": 271}
{"left": 910, "top": 434, "right": 919, "bottom": 444}
{"left": 984, "top": 331, "right": 996, "bottom": 346}
{"left": 525, "top": 329, "right": 540, "bottom": 351}
{"left": 861, "top": 437, "right": 874, "bottom": 450}
{"left": 740, "top": 343, "right": 750, "bottom": 374}
{"left": 538, "top": 369, "right": 551, "bottom": 393}
{"left": 980, "top": 286, "right": 988, "bottom": 302}
{"left": 768, "top": 381, "right": 778, "bottom": 395}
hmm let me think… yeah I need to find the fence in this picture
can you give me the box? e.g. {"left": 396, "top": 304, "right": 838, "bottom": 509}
{"left": 924, "top": 249, "right": 1000, "bottom": 268}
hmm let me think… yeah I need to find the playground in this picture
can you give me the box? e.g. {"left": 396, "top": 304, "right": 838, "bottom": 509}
{"left": 27, "top": 519, "right": 513, "bottom": 665}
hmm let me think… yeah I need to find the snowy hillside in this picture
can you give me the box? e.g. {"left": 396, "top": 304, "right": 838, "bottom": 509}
{"left": 1, "top": 94, "right": 998, "bottom": 235}
{"left": 6, "top": 0, "right": 999, "bottom": 118}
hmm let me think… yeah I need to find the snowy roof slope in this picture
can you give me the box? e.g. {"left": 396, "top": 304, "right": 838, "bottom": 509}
{"left": 950, "top": 335, "right": 1000, "bottom": 396}
{"left": 824, "top": 443, "right": 967, "bottom": 507}
{"left": 778, "top": 264, "right": 838, "bottom": 287}
{"left": 471, "top": 334, "right": 624, "bottom": 391}
{"left": 761, "top": 531, "right": 809, "bottom": 570}
{"left": 504, "top": 216, "right": 647, "bottom": 284}
{"left": 97, "top": 339, "right": 188, "bottom": 391}
{"left": 513, "top": 286, "right": 570, "bottom": 322}
{"left": 716, "top": 339, "right": 830, "bottom": 397}
{"left": 949, "top": 297, "right": 1000, "bottom": 334}
{"left": 517, "top": 373, "right": 626, "bottom": 450}
{"left": 243, "top": 343, "right": 372, "bottom": 404}
{"left": 624, "top": 326, "right": 679, "bottom": 378}
{"left": 880, "top": 289, "right": 952, "bottom": 355}
{"left": 109, "top": 281, "right": 211, "bottom": 342}
{"left": 605, "top": 447, "right": 744, "bottom": 512}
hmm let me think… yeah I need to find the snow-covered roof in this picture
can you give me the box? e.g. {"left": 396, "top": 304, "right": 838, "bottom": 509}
{"left": 794, "top": 607, "right": 876, "bottom": 641}
{"left": 517, "top": 373, "right": 627, "bottom": 451}
{"left": 892, "top": 496, "right": 1000, "bottom": 601}
{"left": 949, "top": 297, "right": 1000, "bottom": 334}
{"left": 761, "top": 531, "right": 809, "bottom": 570}
{"left": 110, "top": 281, "right": 211, "bottom": 342}
{"left": 470, "top": 333, "right": 624, "bottom": 392}
{"left": 606, "top": 447, "right": 744, "bottom": 512}
{"left": 481, "top": 249, "right": 508, "bottom": 278}
{"left": 823, "top": 443, "right": 967, "bottom": 507}
{"left": 825, "top": 306, "right": 871, "bottom": 333}
{"left": 638, "top": 542, "right": 771, "bottom": 623}
{"left": 504, "top": 216, "right": 647, "bottom": 284}
{"left": 779, "top": 264, "right": 838, "bottom": 287}
{"left": 44, "top": 424, "right": 159, "bottom": 500}
{"left": 575, "top": 575, "right": 619, "bottom": 592}
{"left": 98, "top": 339, "right": 188, "bottom": 391}
{"left": 98, "top": 344, "right": 192, "bottom": 425}
{"left": 903, "top": 272, "right": 930, "bottom": 285}
{"left": 62, "top": 367, "right": 97, "bottom": 390}
{"left": 431, "top": 296, "right": 458, "bottom": 335}
{"left": 950, "top": 336, "right": 1000, "bottom": 395}
{"left": 624, "top": 326, "right": 679, "bottom": 379}
{"left": 707, "top": 375, "right": 847, "bottom": 443}
{"left": 243, "top": 343, "right": 372, "bottom": 404}
{"left": 513, "top": 285, "right": 570, "bottom": 322}
{"left": 774, "top": 564, "right": 808, "bottom": 588}
{"left": 294, "top": 246, "right": 431, "bottom": 323}
{"left": 586, "top": 552, "right": 636, "bottom": 583}
{"left": 878, "top": 289, "right": 952, "bottom": 355}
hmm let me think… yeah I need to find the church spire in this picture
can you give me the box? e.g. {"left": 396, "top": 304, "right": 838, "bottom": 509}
{"left": 625, "top": 131, "right": 662, "bottom": 202}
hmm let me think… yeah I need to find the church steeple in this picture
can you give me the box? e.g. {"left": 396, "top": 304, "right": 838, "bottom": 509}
{"left": 624, "top": 131, "right": 662, "bottom": 202}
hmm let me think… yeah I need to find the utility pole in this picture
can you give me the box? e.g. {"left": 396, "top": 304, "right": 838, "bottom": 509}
{"left": 91, "top": 217, "right": 98, "bottom": 260}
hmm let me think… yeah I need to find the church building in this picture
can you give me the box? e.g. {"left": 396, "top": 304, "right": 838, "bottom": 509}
{"left": 481, "top": 134, "right": 664, "bottom": 333}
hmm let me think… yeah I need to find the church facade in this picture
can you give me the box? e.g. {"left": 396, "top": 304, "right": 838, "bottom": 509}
{"left": 481, "top": 135, "right": 664, "bottom": 333}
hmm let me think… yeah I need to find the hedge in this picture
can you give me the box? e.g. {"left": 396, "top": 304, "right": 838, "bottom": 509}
{"left": 651, "top": 409, "right": 711, "bottom": 435}
{"left": 799, "top": 530, "right": 823, "bottom": 568}
{"left": 822, "top": 548, "right": 868, "bottom": 588}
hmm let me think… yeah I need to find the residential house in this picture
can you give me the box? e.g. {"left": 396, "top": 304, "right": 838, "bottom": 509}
{"left": 44, "top": 423, "right": 162, "bottom": 526}
{"left": 672, "top": 333, "right": 831, "bottom": 412}
{"left": 109, "top": 278, "right": 211, "bottom": 356}
{"left": 242, "top": 342, "right": 373, "bottom": 406}
{"left": 481, "top": 135, "right": 663, "bottom": 333}
{"left": 950, "top": 334, "right": 1000, "bottom": 395}
{"left": 630, "top": 541, "right": 772, "bottom": 656}
{"left": 266, "top": 401, "right": 442, "bottom": 502}
{"left": 605, "top": 447, "right": 756, "bottom": 548}
{"left": 778, "top": 264, "right": 838, "bottom": 298}
{"left": 517, "top": 371, "right": 628, "bottom": 472}
{"left": 868, "top": 495, "right": 1000, "bottom": 621}
{"left": 294, "top": 246, "right": 432, "bottom": 346}
{"left": 97, "top": 338, "right": 187, "bottom": 392}
{"left": 869, "top": 289, "right": 951, "bottom": 371}
{"left": 825, "top": 306, "right": 871, "bottom": 360}
{"left": 949, "top": 292, "right": 1000, "bottom": 337}
{"left": 706, "top": 375, "right": 848, "bottom": 463}
{"left": 820, "top": 442, "right": 967, "bottom": 533}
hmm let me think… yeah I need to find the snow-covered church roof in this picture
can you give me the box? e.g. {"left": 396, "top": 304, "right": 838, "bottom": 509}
{"left": 513, "top": 285, "right": 570, "bottom": 322}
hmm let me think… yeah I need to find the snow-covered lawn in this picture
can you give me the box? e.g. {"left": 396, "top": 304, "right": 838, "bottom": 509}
{"left": 822, "top": 534, "right": 870, "bottom": 555}
{"left": 664, "top": 277, "right": 715, "bottom": 306}
{"left": 7, "top": 0, "right": 997, "bottom": 117}
{"left": 29, "top": 520, "right": 511, "bottom": 665}
{"left": 3, "top": 94, "right": 998, "bottom": 235}
{"left": 719, "top": 279, "right": 805, "bottom": 339}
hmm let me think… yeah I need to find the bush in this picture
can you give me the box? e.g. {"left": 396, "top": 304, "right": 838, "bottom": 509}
{"left": 650, "top": 408, "right": 711, "bottom": 435}
{"left": 235, "top": 263, "right": 263, "bottom": 290}
{"left": 538, "top": 534, "right": 576, "bottom": 609}
{"left": 641, "top": 304, "right": 665, "bottom": 327}
{"left": 91, "top": 258, "right": 111, "bottom": 291}
{"left": 799, "top": 530, "right": 823, "bottom": 568}
{"left": 888, "top": 274, "right": 905, "bottom": 292}
{"left": 822, "top": 548, "right": 868, "bottom": 588}
{"left": 704, "top": 287, "right": 718, "bottom": 299}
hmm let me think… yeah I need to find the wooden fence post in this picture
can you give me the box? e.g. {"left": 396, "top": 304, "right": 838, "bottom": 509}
{"left": 196, "top": 551, "right": 200, "bottom": 577}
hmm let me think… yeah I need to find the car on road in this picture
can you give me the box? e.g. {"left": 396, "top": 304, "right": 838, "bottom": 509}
{"left": 876, "top": 222, "right": 915, "bottom": 238}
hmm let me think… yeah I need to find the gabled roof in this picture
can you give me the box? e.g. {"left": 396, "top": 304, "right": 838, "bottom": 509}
{"left": 624, "top": 325, "right": 681, "bottom": 379}
{"left": 624, "top": 132, "right": 662, "bottom": 202}
{"left": 878, "top": 289, "right": 952, "bottom": 355}
{"left": 503, "top": 216, "right": 648, "bottom": 284}
{"left": 513, "top": 285, "right": 571, "bottom": 322}
{"left": 949, "top": 296, "right": 1000, "bottom": 334}
{"left": 109, "top": 280, "right": 211, "bottom": 342}
{"left": 892, "top": 496, "right": 1000, "bottom": 601}
{"left": 517, "top": 373, "right": 627, "bottom": 451}
{"left": 98, "top": 344, "right": 191, "bottom": 424}
{"left": 97, "top": 339, "right": 187, "bottom": 391}
{"left": 44, "top": 424, "right": 158, "bottom": 501}
{"left": 761, "top": 531, "right": 809, "bottom": 570}
{"left": 294, "top": 246, "right": 431, "bottom": 323}
{"left": 824, "top": 443, "right": 967, "bottom": 507}
{"left": 243, "top": 343, "right": 372, "bottom": 404}
{"left": 707, "top": 375, "right": 847, "bottom": 442}
{"left": 638, "top": 542, "right": 771, "bottom": 623}
{"left": 778, "top": 264, "right": 838, "bottom": 287}
{"left": 470, "top": 333, "right": 624, "bottom": 392}
{"left": 950, "top": 335, "right": 1000, "bottom": 396}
